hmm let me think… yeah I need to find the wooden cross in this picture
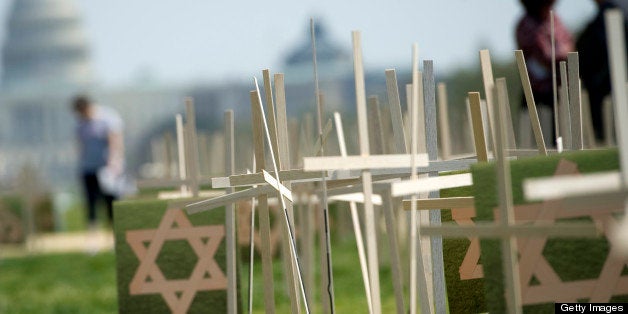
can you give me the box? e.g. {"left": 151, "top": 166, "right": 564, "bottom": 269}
{"left": 332, "top": 111, "right": 375, "bottom": 314}
{"left": 559, "top": 61, "right": 571, "bottom": 151}
{"left": 415, "top": 77, "right": 599, "bottom": 314}
{"left": 523, "top": 10, "right": 628, "bottom": 203}
{"left": 136, "top": 99, "right": 215, "bottom": 198}
{"left": 515, "top": 50, "right": 547, "bottom": 156}
{"left": 303, "top": 53, "right": 485, "bottom": 314}
{"left": 568, "top": 52, "right": 583, "bottom": 150}
{"left": 16, "top": 163, "right": 45, "bottom": 252}
{"left": 522, "top": 8, "right": 628, "bottom": 251}
{"left": 187, "top": 78, "right": 311, "bottom": 313}
{"left": 437, "top": 82, "right": 452, "bottom": 160}
{"left": 258, "top": 69, "right": 304, "bottom": 314}
{"left": 348, "top": 30, "right": 382, "bottom": 314}
{"left": 223, "top": 110, "right": 237, "bottom": 314}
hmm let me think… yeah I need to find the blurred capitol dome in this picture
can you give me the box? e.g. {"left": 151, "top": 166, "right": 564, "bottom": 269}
{"left": 1, "top": 0, "right": 92, "bottom": 90}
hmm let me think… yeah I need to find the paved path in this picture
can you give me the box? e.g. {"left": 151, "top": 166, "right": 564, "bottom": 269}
{"left": 1, "top": 230, "right": 114, "bottom": 258}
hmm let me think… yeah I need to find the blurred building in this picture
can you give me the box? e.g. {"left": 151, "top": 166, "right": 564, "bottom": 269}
{"left": 0, "top": 0, "right": 407, "bottom": 189}
{"left": 282, "top": 21, "right": 353, "bottom": 115}
{"left": 0, "top": 0, "right": 93, "bottom": 185}
{"left": 0, "top": 0, "right": 186, "bottom": 187}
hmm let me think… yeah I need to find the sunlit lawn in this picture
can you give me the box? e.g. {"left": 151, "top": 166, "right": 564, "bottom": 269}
{"left": 0, "top": 252, "right": 118, "bottom": 314}
{"left": 0, "top": 237, "right": 399, "bottom": 313}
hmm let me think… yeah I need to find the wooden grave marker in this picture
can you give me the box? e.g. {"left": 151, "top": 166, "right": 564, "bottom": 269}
{"left": 416, "top": 78, "right": 599, "bottom": 314}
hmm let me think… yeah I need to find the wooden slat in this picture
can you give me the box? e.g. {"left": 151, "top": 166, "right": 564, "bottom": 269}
{"left": 334, "top": 112, "right": 375, "bottom": 314}
{"left": 515, "top": 50, "right": 547, "bottom": 155}
{"left": 386, "top": 69, "right": 408, "bottom": 154}
{"left": 382, "top": 189, "right": 406, "bottom": 314}
{"left": 250, "top": 90, "right": 276, "bottom": 314}
{"left": 495, "top": 78, "right": 523, "bottom": 314}
{"left": 480, "top": 49, "right": 498, "bottom": 151}
{"left": 420, "top": 223, "right": 599, "bottom": 238}
{"left": 175, "top": 114, "right": 188, "bottom": 194}
{"left": 185, "top": 185, "right": 270, "bottom": 214}
{"left": 410, "top": 44, "right": 432, "bottom": 314}
{"left": 312, "top": 118, "right": 333, "bottom": 156}
{"left": 568, "top": 52, "right": 583, "bottom": 149}
{"left": 559, "top": 61, "right": 572, "bottom": 150}
{"left": 524, "top": 171, "right": 621, "bottom": 201}
{"left": 468, "top": 92, "right": 489, "bottom": 162}
{"left": 263, "top": 69, "right": 281, "bottom": 166}
{"left": 391, "top": 173, "right": 472, "bottom": 197}
{"left": 353, "top": 32, "right": 370, "bottom": 157}
{"left": 255, "top": 76, "right": 310, "bottom": 312}
{"left": 368, "top": 96, "right": 385, "bottom": 155}
{"left": 260, "top": 170, "right": 293, "bottom": 201}
{"left": 137, "top": 177, "right": 211, "bottom": 189}
{"left": 603, "top": 97, "right": 614, "bottom": 146}
{"left": 405, "top": 84, "right": 413, "bottom": 152}
{"left": 581, "top": 91, "right": 597, "bottom": 148}
{"left": 437, "top": 83, "right": 452, "bottom": 160}
{"left": 269, "top": 72, "right": 301, "bottom": 313}
{"left": 185, "top": 98, "right": 200, "bottom": 197}
{"left": 215, "top": 170, "right": 322, "bottom": 188}
{"left": 312, "top": 32, "right": 334, "bottom": 310}
{"left": 303, "top": 154, "right": 429, "bottom": 171}
{"left": 224, "top": 110, "right": 237, "bottom": 314}
{"left": 551, "top": 11, "right": 560, "bottom": 142}
{"left": 352, "top": 30, "right": 381, "bottom": 314}
{"left": 402, "top": 197, "right": 475, "bottom": 210}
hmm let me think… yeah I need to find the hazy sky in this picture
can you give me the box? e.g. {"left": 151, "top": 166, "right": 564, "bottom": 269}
{"left": 0, "top": 0, "right": 597, "bottom": 87}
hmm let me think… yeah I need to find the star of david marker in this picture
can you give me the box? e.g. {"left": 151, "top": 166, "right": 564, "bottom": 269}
{"left": 418, "top": 78, "right": 598, "bottom": 314}
{"left": 126, "top": 208, "right": 227, "bottom": 314}
{"left": 523, "top": 10, "right": 628, "bottom": 253}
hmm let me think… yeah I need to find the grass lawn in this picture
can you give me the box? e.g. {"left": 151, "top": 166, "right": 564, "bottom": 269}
{"left": 245, "top": 237, "right": 399, "bottom": 313}
{"left": 0, "top": 237, "right": 400, "bottom": 313}
{"left": 0, "top": 252, "right": 118, "bottom": 314}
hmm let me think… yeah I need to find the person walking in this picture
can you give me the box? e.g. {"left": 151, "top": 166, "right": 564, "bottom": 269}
{"left": 71, "top": 95, "right": 124, "bottom": 232}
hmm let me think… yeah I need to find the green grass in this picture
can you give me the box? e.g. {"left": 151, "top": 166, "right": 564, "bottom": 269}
{"left": 243, "top": 236, "right": 398, "bottom": 313}
{"left": 472, "top": 148, "right": 626, "bottom": 313}
{"left": 0, "top": 252, "right": 117, "bottom": 314}
{"left": 0, "top": 237, "right": 398, "bottom": 313}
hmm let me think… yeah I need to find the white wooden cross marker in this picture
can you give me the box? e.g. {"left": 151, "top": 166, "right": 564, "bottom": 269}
{"left": 350, "top": 30, "right": 381, "bottom": 314}
{"left": 515, "top": 50, "right": 547, "bottom": 156}
{"left": 568, "top": 52, "right": 584, "bottom": 150}
{"left": 419, "top": 78, "right": 599, "bottom": 314}
{"left": 422, "top": 60, "right": 448, "bottom": 314}
{"left": 187, "top": 85, "right": 308, "bottom": 313}
{"left": 253, "top": 77, "right": 310, "bottom": 313}
{"left": 333, "top": 111, "right": 374, "bottom": 314}
{"left": 136, "top": 100, "right": 214, "bottom": 197}
{"left": 224, "top": 110, "right": 237, "bottom": 314}
{"left": 523, "top": 9, "right": 628, "bottom": 253}
{"left": 272, "top": 71, "right": 302, "bottom": 314}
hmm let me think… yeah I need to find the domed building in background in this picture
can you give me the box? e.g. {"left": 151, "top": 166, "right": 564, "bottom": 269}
{"left": 0, "top": 0, "right": 186, "bottom": 186}
{"left": 0, "top": 1, "right": 406, "bottom": 190}
{"left": 0, "top": 0, "right": 96, "bottom": 185}
{"left": 2, "top": 0, "right": 92, "bottom": 91}
{"left": 281, "top": 21, "right": 353, "bottom": 115}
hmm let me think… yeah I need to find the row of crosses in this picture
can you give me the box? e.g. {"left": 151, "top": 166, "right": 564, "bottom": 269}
{"left": 128, "top": 10, "right": 628, "bottom": 314}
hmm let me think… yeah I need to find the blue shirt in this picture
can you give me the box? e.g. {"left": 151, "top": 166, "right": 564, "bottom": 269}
{"left": 76, "top": 106, "right": 122, "bottom": 172}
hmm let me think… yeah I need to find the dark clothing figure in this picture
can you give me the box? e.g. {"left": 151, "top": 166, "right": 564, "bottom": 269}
{"left": 516, "top": 0, "right": 574, "bottom": 142}
{"left": 576, "top": 0, "right": 628, "bottom": 141}
{"left": 82, "top": 172, "right": 114, "bottom": 223}
{"left": 516, "top": 13, "right": 573, "bottom": 104}
{"left": 72, "top": 95, "right": 124, "bottom": 227}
